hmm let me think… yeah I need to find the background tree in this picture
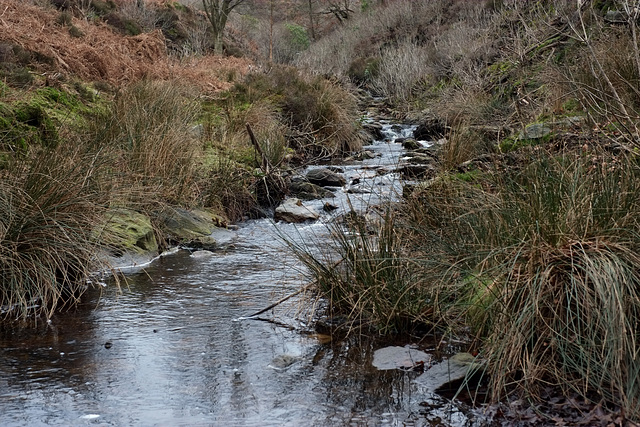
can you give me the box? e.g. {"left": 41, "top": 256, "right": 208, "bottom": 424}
{"left": 202, "top": 0, "right": 248, "bottom": 54}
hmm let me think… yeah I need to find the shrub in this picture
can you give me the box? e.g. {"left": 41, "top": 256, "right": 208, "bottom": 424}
{"left": 105, "top": 12, "right": 143, "bottom": 36}
{"left": 69, "top": 25, "right": 85, "bottom": 38}
{"left": 0, "top": 66, "right": 34, "bottom": 89}
{"left": 56, "top": 10, "right": 73, "bottom": 26}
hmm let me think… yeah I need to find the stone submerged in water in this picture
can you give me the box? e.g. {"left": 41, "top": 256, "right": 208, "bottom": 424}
{"left": 268, "top": 354, "right": 300, "bottom": 371}
{"left": 372, "top": 346, "right": 431, "bottom": 371}
{"left": 274, "top": 198, "right": 320, "bottom": 223}
{"left": 289, "top": 179, "right": 335, "bottom": 200}
{"left": 414, "top": 352, "right": 484, "bottom": 393}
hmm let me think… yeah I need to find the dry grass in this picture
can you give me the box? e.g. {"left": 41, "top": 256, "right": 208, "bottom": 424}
{"left": 403, "top": 149, "right": 640, "bottom": 417}
{"left": 227, "top": 65, "right": 362, "bottom": 161}
{"left": 0, "top": 144, "right": 110, "bottom": 320}
{"left": 89, "top": 79, "right": 202, "bottom": 205}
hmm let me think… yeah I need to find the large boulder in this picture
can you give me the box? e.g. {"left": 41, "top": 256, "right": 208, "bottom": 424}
{"left": 158, "top": 207, "right": 223, "bottom": 249}
{"left": 274, "top": 198, "right": 320, "bottom": 223}
{"left": 96, "top": 208, "right": 158, "bottom": 256}
{"left": 306, "top": 168, "right": 346, "bottom": 187}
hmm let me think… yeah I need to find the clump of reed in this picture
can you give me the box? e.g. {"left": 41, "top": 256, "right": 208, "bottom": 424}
{"left": 90, "top": 79, "right": 202, "bottom": 205}
{"left": 408, "top": 149, "right": 640, "bottom": 417}
{"left": 288, "top": 206, "right": 437, "bottom": 335}
{"left": 0, "top": 145, "right": 110, "bottom": 320}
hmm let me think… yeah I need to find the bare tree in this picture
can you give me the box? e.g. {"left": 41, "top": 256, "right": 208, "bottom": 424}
{"left": 202, "top": 0, "right": 248, "bottom": 54}
{"left": 323, "top": 0, "right": 355, "bottom": 24}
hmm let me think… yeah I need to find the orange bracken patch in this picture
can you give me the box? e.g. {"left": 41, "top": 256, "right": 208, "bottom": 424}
{"left": 0, "top": 0, "right": 252, "bottom": 92}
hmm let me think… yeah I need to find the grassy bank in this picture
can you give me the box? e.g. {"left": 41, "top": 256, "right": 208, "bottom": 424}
{"left": 0, "top": 60, "right": 360, "bottom": 321}
{"left": 292, "top": 0, "right": 640, "bottom": 421}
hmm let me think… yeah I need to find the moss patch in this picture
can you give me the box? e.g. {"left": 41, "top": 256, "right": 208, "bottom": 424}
{"left": 95, "top": 208, "right": 159, "bottom": 256}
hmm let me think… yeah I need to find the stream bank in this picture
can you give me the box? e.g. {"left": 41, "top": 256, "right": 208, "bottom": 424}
{"left": 0, "top": 115, "right": 489, "bottom": 426}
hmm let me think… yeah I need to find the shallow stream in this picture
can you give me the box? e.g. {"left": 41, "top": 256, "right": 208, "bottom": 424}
{"left": 0, "top": 122, "right": 483, "bottom": 426}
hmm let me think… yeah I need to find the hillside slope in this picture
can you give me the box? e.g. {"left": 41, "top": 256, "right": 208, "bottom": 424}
{"left": 0, "top": 0, "right": 251, "bottom": 92}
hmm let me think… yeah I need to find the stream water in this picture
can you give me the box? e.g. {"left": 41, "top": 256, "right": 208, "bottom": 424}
{"left": 0, "top": 122, "right": 483, "bottom": 426}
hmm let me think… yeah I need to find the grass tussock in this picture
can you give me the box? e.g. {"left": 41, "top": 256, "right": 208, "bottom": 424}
{"left": 90, "top": 79, "right": 201, "bottom": 205}
{"left": 228, "top": 65, "right": 362, "bottom": 161}
{"left": 289, "top": 208, "right": 436, "bottom": 335}
{"left": 0, "top": 145, "right": 109, "bottom": 320}
{"left": 297, "top": 148, "right": 640, "bottom": 418}
{"left": 411, "top": 150, "right": 640, "bottom": 415}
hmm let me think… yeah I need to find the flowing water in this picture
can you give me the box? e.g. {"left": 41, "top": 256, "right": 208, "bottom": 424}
{"left": 0, "top": 122, "right": 482, "bottom": 426}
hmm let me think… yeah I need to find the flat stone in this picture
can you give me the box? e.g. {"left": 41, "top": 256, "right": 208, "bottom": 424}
{"left": 274, "top": 198, "right": 320, "bottom": 223}
{"left": 372, "top": 346, "right": 431, "bottom": 371}
{"left": 414, "top": 352, "right": 484, "bottom": 392}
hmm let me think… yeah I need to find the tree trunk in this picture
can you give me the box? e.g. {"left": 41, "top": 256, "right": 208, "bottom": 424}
{"left": 202, "top": 0, "right": 245, "bottom": 55}
{"left": 307, "top": 0, "right": 316, "bottom": 40}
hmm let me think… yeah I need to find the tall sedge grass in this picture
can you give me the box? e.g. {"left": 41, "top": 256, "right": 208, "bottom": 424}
{"left": 288, "top": 207, "right": 436, "bottom": 335}
{"left": 91, "top": 79, "right": 201, "bottom": 205}
{"left": 0, "top": 145, "right": 109, "bottom": 320}
{"left": 199, "top": 155, "right": 257, "bottom": 222}
{"left": 406, "top": 150, "right": 640, "bottom": 417}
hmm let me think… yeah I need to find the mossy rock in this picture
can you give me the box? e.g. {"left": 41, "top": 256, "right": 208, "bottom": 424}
{"left": 289, "top": 179, "right": 335, "bottom": 200}
{"left": 13, "top": 102, "right": 59, "bottom": 147}
{"left": 96, "top": 208, "right": 159, "bottom": 256}
{"left": 158, "top": 207, "right": 224, "bottom": 249}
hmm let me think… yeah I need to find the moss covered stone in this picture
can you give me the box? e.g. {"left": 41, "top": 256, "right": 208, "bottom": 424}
{"left": 97, "top": 208, "right": 159, "bottom": 256}
{"left": 159, "top": 207, "right": 223, "bottom": 249}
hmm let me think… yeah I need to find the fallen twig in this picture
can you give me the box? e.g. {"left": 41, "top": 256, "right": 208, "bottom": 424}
{"left": 244, "top": 281, "right": 316, "bottom": 319}
{"left": 244, "top": 259, "right": 343, "bottom": 319}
